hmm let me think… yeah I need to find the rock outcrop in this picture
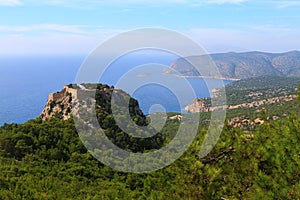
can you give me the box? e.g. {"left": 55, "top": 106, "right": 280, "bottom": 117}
{"left": 40, "top": 84, "right": 99, "bottom": 120}
{"left": 40, "top": 84, "right": 145, "bottom": 122}
{"left": 40, "top": 85, "right": 74, "bottom": 120}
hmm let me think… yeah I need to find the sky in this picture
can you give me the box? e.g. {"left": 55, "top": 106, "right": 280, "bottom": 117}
{"left": 0, "top": 0, "right": 300, "bottom": 55}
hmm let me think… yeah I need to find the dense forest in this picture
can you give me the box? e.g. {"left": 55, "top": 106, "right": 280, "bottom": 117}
{"left": 0, "top": 85, "right": 299, "bottom": 199}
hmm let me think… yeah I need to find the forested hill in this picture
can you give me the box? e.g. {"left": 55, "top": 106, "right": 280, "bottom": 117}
{"left": 185, "top": 76, "right": 300, "bottom": 127}
{"left": 40, "top": 83, "right": 164, "bottom": 153}
{"left": 168, "top": 51, "right": 300, "bottom": 79}
{"left": 0, "top": 81, "right": 299, "bottom": 199}
{"left": 224, "top": 76, "right": 300, "bottom": 104}
{"left": 186, "top": 76, "right": 300, "bottom": 109}
{"left": 0, "top": 102, "right": 300, "bottom": 199}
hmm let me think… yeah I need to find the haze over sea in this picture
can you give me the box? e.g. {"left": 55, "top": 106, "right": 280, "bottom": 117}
{"left": 0, "top": 53, "right": 231, "bottom": 126}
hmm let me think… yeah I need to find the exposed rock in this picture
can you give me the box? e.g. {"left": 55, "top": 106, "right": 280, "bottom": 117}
{"left": 40, "top": 84, "right": 145, "bottom": 122}
{"left": 184, "top": 98, "right": 211, "bottom": 113}
{"left": 40, "top": 85, "right": 75, "bottom": 120}
{"left": 169, "top": 115, "right": 182, "bottom": 121}
{"left": 228, "top": 116, "right": 253, "bottom": 128}
{"left": 254, "top": 118, "right": 265, "bottom": 125}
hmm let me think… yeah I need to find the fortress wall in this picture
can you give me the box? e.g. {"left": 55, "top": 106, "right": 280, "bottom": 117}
{"left": 64, "top": 85, "right": 95, "bottom": 100}
{"left": 47, "top": 86, "right": 77, "bottom": 103}
{"left": 48, "top": 88, "right": 67, "bottom": 102}
{"left": 48, "top": 85, "right": 98, "bottom": 104}
{"left": 48, "top": 93, "right": 55, "bottom": 102}
{"left": 76, "top": 89, "right": 96, "bottom": 100}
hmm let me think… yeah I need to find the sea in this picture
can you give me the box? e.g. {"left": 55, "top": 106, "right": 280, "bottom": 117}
{"left": 0, "top": 52, "right": 231, "bottom": 126}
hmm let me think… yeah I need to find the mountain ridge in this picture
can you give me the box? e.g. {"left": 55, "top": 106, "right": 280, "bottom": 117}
{"left": 167, "top": 50, "right": 300, "bottom": 79}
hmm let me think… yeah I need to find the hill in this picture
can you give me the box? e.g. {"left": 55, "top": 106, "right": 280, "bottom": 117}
{"left": 40, "top": 84, "right": 163, "bottom": 153}
{"left": 167, "top": 51, "right": 300, "bottom": 79}
{"left": 0, "top": 94, "right": 300, "bottom": 199}
{"left": 223, "top": 76, "right": 300, "bottom": 105}
{"left": 185, "top": 76, "right": 300, "bottom": 128}
{"left": 0, "top": 80, "right": 300, "bottom": 198}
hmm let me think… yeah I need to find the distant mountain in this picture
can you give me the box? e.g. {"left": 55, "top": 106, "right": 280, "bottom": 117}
{"left": 167, "top": 51, "right": 300, "bottom": 79}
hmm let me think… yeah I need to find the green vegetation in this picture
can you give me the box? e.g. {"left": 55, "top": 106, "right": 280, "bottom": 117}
{"left": 223, "top": 76, "right": 299, "bottom": 129}
{"left": 93, "top": 84, "right": 164, "bottom": 153}
{"left": 224, "top": 76, "right": 300, "bottom": 105}
{"left": 0, "top": 82, "right": 299, "bottom": 199}
{"left": 226, "top": 98, "right": 298, "bottom": 121}
{"left": 186, "top": 76, "right": 300, "bottom": 130}
{"left": 0, "top": 109, "right": 299, "bottom": 199}
{"left": 298, "top": 84, "right": 300, "bottom": 110}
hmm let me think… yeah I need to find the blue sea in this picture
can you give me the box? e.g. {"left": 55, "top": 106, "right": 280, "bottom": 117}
{"left": 0, "top": 53, "right": 231, "bottom": 126}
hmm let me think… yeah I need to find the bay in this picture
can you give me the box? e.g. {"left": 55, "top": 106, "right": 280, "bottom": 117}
{"left": 0, "top": 53, "right": 231, "bottom": 125}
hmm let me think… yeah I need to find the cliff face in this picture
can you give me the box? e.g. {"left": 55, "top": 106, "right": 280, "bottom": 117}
{"left": 40, "top": 85, "right": 96, "bottom": 120}
{"left": 40, "top": 84, "right": 145, "bottom": 122}
{"left": 40, "top": 86, "right": 74, "bottom": 120}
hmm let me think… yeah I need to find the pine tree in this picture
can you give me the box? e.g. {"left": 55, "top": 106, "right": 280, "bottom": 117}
{"left": 298, "top": 84, "right": 300, "bottom": 112}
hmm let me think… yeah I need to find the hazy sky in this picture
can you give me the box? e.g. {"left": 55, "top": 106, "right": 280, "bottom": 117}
{"left": 0, "top": 0, "right": 299, "bottom": 55}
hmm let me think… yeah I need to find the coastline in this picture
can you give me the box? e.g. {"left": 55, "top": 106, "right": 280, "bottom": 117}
{"left": 165, "top": 74, "right": 240, "bottom": 81}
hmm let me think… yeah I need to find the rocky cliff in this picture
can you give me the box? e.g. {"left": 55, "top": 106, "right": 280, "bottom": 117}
{"left": 40, "top": 85, "right": 74, "bottom": 120}
{"left": 40, "top": 84, "right": 145, "bottom": 122}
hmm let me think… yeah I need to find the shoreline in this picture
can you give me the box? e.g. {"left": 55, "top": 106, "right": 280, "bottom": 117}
{"left": 165, "top": 74, "right": 240, "bottom": 81}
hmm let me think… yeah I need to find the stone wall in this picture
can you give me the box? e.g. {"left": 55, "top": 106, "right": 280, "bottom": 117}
{"left": 40, "top": 85, "right": 98, "bottom": 121}
{"left": 48, "top": 88, "right": 67, "bottom": 102}
{"left": 64, "top": 85, "right": 96, "bottom": 100}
